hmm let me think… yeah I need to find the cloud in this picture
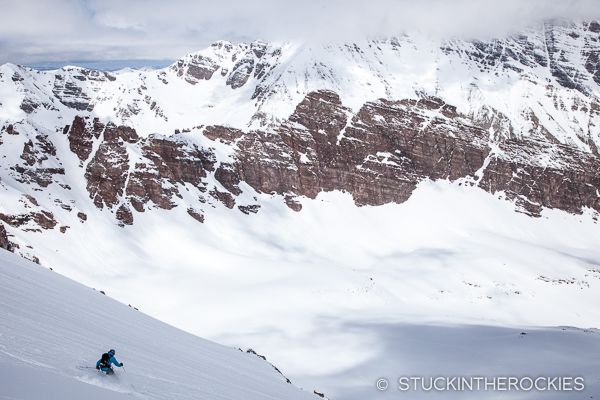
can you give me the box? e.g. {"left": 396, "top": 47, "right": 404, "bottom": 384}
{"left": 1, "top": 0, "right": 599, "bottom": 66}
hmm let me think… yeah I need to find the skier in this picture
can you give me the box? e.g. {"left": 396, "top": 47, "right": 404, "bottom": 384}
{"left": 96, "top": 349, "right": 123, "bottom": 375}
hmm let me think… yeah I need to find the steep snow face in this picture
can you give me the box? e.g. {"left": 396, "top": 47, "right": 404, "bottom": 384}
{"left": 0, "top": 249, "right": 316, "bottom": 400}
{"left": 438, "top": 20, "right": 600, "bottom": 150}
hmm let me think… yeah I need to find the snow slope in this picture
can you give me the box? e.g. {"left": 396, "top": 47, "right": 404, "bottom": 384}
{"left": 4, "top": 179, "right": 600, "bottom": 399}
{"left": 2, "top": 183, "right": 600, "bottom": 399}
{"left": 0, "top": 249, "right": 317, "bottom": 400}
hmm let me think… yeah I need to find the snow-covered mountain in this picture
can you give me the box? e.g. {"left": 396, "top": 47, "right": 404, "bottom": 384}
{"left": 1, "top": 19, "right": 600, "bottom": 399}
{"left": 1, "top": 19, "right": 600, "bottom": 225}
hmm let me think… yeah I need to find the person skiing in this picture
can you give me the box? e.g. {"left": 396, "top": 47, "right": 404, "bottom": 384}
{"left": 96, "top": 349, "right": 123, "bottom": 375}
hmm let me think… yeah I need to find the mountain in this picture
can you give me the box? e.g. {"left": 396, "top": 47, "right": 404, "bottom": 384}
{"left": 2, "top": 20, "right": 600, "bottom": 225}
{"left": 1, "top": 19, "right": 600, "bottom": 399}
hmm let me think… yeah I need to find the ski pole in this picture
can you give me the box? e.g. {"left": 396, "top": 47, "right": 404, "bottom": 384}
{"left": 122, "top": 365, "right": 126, "bottom": 373}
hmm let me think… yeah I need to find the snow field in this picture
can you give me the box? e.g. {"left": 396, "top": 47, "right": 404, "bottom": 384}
{"left": 5, "top": 179, "right": 600, "bottom": 399}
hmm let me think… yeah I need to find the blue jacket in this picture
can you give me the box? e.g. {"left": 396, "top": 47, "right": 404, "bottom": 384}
{"left": 96, "top": 355, "right": 122, "bottom": 371}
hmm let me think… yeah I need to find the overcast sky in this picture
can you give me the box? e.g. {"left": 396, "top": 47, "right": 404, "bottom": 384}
{"left": 1, "top": 0, "right": 599, "bottom": 69}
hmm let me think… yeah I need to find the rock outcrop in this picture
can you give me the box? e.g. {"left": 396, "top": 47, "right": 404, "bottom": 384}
{"left": 52, "top": 67, "right": 115, "bottom": 111}
{"left": 64, "top": 116, "right": 104, "bottom": 162}
{"left": 172, "top": 39, "right": 275, "bottom": 90}
{"left": 0, "top": 223, "right": 12, "bottom": 251}
{"left": 171, "top": 54, "right": 220, "bottom": 85}
{"left": 85, "top": 123, "right": 131, "bottom": 210}
{"left": 9, "top": 126, "right": 65, "bottom": 188}
{"left": 126, "top": 135, "right": 216, "bottom": 212}
{"left": 479, "top": 138, "right": 600, "bottom": 215}
{"left": 203, "top": 90, "right": 600, "bottom": 216}
{"left": 65, "top": 115, "right": 218, "bottom": 225}
{"left": 63, "top": 89, "right": 600, "bottom": 223}
{"left": 230, "top": 91, "right": 489, "bottom": 207}
{"left": 0, "top": 210, "right": 58, "bottom": 231}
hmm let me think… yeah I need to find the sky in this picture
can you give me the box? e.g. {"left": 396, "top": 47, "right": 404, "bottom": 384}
{"left": 1, "top": 0, "right": 599, "bottom": 69}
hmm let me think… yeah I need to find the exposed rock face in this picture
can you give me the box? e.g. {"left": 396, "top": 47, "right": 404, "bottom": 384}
{"left": 10, "top": 129, "right": 64, "bottom": 188}
{"left": 64, "top": 116, "right": 103, "bottom": 162}
{"left": 21, "top": 140, "right": 42, "bottom": 166}
{"left": 215, "top": 163, "right": 242, "bottom": 195}
{"left": 203, "top": 126, "right": 244, "bottom": 143}
{"left": 20, "top": 98, "right": 40, "bottom": 114}
{"left": 226, "top": 40, "right": 268, "bottom": 90}
{"left": 126, "top": 135, "right": 216, "bottom": 212}
{"left": 33, "top": 211, "right": 58, "bottom": 229}
{"left": 284, "top": 196, "right": 302, "bottom": 212}
{"left": 0, "top": 210, "right": 57, "bottom": 230}
{"left": 187, "top": 207, "right": 205, "bottom": 223}
{"left": 61, "top": 89, "right": 600, "bottom": 223}
{"left": 238, "top": 205, "right": 261, "bottom": 214}
{"left": 196, "top": 90, "right": 599, "bottom": 216}
{"left": 72, "top": 114, "right": 218, "bottom": 224}
{"left": 141, "top": 136, "right": 213, "bottom": 186}
{"left": 116, "top": 204, "right": 133, "bottom": 227}
{"left": 233, "top": 90, "right": 490, "bottom": 206}
{"left": 442, "top": 20, "right": 600, "bottom": 96}
{"left": 51, "top": 68, "right": 115, "bottom": 111}
{"left": 227, "top": 56, "right": 254, "bottom": 89}
{"left": 52, "top": 73, "right": 93, "bottom": 111}
{"left": 11, "top": 165, "right": 65, "bottom": 187}
{"left": 0, "top": 213, "right": 29, "bottom": 228}
{"left": 21, "top": 87, "right": 600, "bottom": 227}
{"left": 127, "top": 159, "right": 172, "bottom": 212}
{"left": 171, "top": 54, "right": 220, "bottom": 85}
{"left": 85, "top": 124, "right": 130, "bottom": 210}
{"left": 3, "top": 124, "right": 16, "bottom": 135}
{"left": 0, "top": 223, "right": 12, "bottom": 251}
{"left": 479, "top": 138, "right": 600, "bottom": 215}
{"left": 34, "top": 134, "right": 57, "bottom": 157}
{"left": 172, "top": 39, "right": 274, "bottom": 90}
{"left": 0, "top": 195, "right": 60, "bottom": 232}
{"left": 210, "top": 187, "right": 235, "bottom": 209}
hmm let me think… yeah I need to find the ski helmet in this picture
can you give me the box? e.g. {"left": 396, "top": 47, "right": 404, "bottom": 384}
{"left": 109, "top": 349, "right": 115, "bottom": 355}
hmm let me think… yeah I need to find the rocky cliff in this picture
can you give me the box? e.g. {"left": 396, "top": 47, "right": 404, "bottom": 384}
{"left": 1, "top": 20, "right": 600, "bottom": 234}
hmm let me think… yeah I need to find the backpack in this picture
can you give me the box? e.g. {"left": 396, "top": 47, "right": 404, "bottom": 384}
{"left": 100, "top": 353, "right": 111, "bottom": 367}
